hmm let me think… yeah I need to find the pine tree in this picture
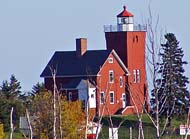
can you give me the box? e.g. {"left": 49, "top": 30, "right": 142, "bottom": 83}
{"left": 9, "top": 74, "right": 22, "bottom": 98}
{"left": 32, "top": 82, "right": 46, "bottom": 95}
{"left": 0, "top": 75, "right": 24, "bottom": 131}
{"left": 1, "top": 75, "right": 21, "bottom": 99}
{"left": 151, "top": 33, "right": 189, "bottom": 125}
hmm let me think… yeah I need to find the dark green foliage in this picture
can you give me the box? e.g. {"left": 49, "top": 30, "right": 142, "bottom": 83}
{"left": 1, "top": 75, "right": 22, "bottom": 100}
{"left": 151, "top": 33, "right": 189, "bottom": 124}
{"left": 9, "top": 75, "right": 22, "bottom": 98}
{"left": 0, "top": 75, "right": 25, "bottom": 131}
{"left": 31, "top": 82, "right": 46, "bottom": 95}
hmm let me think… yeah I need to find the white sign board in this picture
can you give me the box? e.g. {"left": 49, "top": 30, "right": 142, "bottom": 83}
{"left": 109, "top": 127, "right": 118, "bottom": 139}
{"left": 180, "top": 125, "right": 190, "bottom": 135}
{"left": 87, "top": 122, "right": 101, "bottom": 135}
{"left": 19, "top": 117, "right": 30, "bottom": 136}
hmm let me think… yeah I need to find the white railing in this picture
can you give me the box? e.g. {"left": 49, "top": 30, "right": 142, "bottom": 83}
{"left": 104, "top": 24, "right": 147, "bottom": 32}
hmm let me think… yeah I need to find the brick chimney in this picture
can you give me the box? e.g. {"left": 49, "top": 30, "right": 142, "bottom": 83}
{"left": 76, "top": 38, "right": 87, "bottom": 57}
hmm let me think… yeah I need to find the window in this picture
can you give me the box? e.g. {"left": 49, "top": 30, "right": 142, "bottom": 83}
{"left": 133, "top": 69, "right": 140, "bottom": 83}
{"left": 68, "top": 92, "right": 72, "bottom": 101}
{"left": 109, "top": 70, "right": 114, "bottom": 83}
{"left": 137, "top": 69, "right": 140, "bottom": 83}
{"left": 133, "top": 35, "right": 138, "bottom": 43}
{"left": 109, "top": 91, "right": 114, "bottom": 104}
{"left": 108, "top": 57, "right": 113, "bottom": 63}
{"left": 128, "top": 17, "right": 133, "bottom": 24}
{"left": 121, "top": 17, "right": 128, "bottom": 24}
{"left": 119, "top": 76, "right": 123, "bottom": 87}
{"left": 133, "top": 70, "right": 137, "bottom": 83}
{"left": 100, "top": 92, "right": 105, "bottom": 104}
{"left": 91, "top": 94, "right": 94, "bottom": 98}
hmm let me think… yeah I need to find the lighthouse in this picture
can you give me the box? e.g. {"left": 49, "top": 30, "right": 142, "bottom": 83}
{"left": 104, "top": 6, "right": 149, "bottom": 114}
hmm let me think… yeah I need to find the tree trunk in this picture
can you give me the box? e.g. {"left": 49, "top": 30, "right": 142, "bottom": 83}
{"left": 26, "top": 109, "right": 33, "bottom": 139}
{"left": 52, "top": 70, "right": 57, "bottom": 139}
{"left": 10, "top": 107, "right": 14, "bottom": 139}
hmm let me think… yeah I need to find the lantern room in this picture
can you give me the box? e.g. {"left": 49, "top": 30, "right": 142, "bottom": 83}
{"left": 117, "top": 5, "right": 134, "bottom": 31}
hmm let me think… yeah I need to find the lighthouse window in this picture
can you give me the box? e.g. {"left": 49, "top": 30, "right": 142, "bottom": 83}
{"left": 121, "top": 18, "right": 128, "bottom": 24}
{"left": 128, "top": 17, "right": 133, "bottom": 24}
{"left": 133, "top": 35, "right": 138, "bottom": 43}
{"left": 136, "top": 35, "right": 138, "bottom": 42}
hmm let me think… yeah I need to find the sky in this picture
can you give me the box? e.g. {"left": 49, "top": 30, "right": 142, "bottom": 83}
{"left": 0, "top": 0, "right": 190, "bottom": 92}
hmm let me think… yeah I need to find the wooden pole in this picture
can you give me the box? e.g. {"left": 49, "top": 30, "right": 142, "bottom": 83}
{"left": 130, "top": 126, "right": 132, "bottom": 139}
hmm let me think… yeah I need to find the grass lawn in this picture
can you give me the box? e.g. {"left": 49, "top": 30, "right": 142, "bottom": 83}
{"left": 4, "top": 132, "right": 24, "bottom": 139}
{"left": 98, "top": 114, "right": 187, "bottom": 139}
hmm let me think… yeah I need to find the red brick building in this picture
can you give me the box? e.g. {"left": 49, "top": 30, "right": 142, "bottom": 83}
{"left": 104, "top": 6, "right": 149, "bottom": 114}
{"left": 41, "top": 6, "right": 149, "bottom": 116}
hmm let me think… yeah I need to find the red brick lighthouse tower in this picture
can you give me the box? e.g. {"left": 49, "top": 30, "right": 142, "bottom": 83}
{"left": 105, "top": 6, "right": 149, "bottom": 114}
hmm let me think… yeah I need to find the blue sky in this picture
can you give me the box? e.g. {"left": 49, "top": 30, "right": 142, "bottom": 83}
{"left": 0, "top": 0, "right": 190, "bottom": 91}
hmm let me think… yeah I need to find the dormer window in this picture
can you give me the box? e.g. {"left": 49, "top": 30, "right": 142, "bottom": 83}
{"left": 108, "top": 57, "right": 113, "bottom": 63}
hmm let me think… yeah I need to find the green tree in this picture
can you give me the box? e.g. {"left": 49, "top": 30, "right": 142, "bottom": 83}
{"left": 0, "top": 75, "right": 25, "bottom": 131}
{"left": 32, "top": 82, "right": 46, "bottom": 95}
{"left": 151, "top": 33, "right": 189, "bottom": 126}
{"left": 1, "top": 80, "right": 11, "bottom": 99}
{"left": 9, "top": 74, "right": 22, "bottom": 98}
{"left": 1, "top": 75, "right": 22, "bottom": 100}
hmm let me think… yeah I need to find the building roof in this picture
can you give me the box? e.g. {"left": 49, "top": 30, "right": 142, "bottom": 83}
{"left": 40, "top": 50, "right": 112, "bottom": 77}
{"left": 117, "top": 5, "right": 133, "bottom": 17}
{"left": 61, "top": 78, "right": 95, "bottom": 90}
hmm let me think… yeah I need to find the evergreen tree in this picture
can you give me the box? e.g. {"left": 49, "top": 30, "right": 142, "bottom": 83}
{"left": 0, "top": 75, "right": 24, "bottom": 131}
{"left": 0, "top": 74, "right": 21, "bottom": 99}
{"left": 32, "top": 82, "right": 46, "bottom": 95}
{"left": 9, "top": 74, "right": 22, "bottom": 98}
{"left": 151, "top": 33, "right": 189, "bottom": 125}
{"left": 1, "top": 80, "right": 11, "bottom": 99}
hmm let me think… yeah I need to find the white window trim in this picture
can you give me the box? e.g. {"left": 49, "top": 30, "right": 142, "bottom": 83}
{"left": 133, "top": 69, "right": 140, "bottom": 83}
{"left": 109, "top": 91, "right": 114, "bottom": 104}
{"left": 108, "top": 57, "right": 113, "bottom": 63}
{"left": 109, "top": 70, "right": 114, "bottom": 83}
{"left": 137, "top": 69, "right": 140, "bottom": 83}
{"left": 68, "top": 92, "right": 72, "bottom": 101}
{"left": 133, "top": 70, "right": 137, "bottom": 83}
